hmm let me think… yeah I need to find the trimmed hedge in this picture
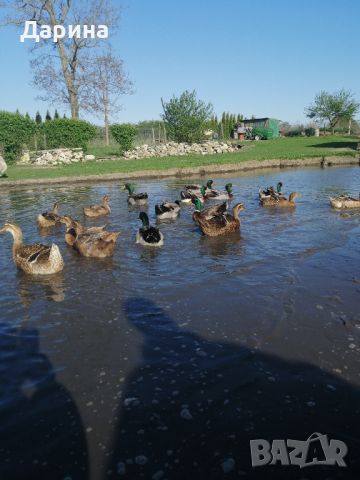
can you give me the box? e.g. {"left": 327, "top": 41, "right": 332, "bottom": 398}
{"left": 0, "top": 111, "right": 36, "bottom": 163}
{"left": 110, "top": 123, "right": 137, "bottom": 153}
{"left": 40, "top": 119, "right": 96, "bottom": 151}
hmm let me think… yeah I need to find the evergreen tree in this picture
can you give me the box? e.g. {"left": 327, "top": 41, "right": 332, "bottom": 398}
{"left": 63, "top": 113, "right": 67, "bottom": 119}
{"left": 54, "top": 109, "right": 60, "bottom": 119}
{"left": 16, "top": 108, "right": 20, "bottom": 114}
{"left": 45, "top": 110, "right": 52, "bottom": 121}
{"left": 25, "top": 112, "right": 30, "bottom": 120}
{"left": 35, "top": 111, "right": 42, "bottom": 124}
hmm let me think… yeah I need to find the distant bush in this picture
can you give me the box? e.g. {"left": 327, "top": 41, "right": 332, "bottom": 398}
{"left": 110, "top": 123, "right": 137, "bottom": 152}
{"left": 305, "top": 127, "right": 316, "bottom": 137}
{"left": 40, "top": 119, "right": 96, "bottom": 151}
{"left": 0, "top": 111, "right": 36, "bottom": 163}
{"left": 285, "top": 129, "right": 303, "bottom": 137}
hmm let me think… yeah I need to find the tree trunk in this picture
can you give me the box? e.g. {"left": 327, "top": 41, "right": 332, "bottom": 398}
{"left": 348, "top": 118, "right": 352, "bottom": 136}
{"left": 46, "top": 1, "right": 80, "bottom": 118}
{"left": 104, "top": 91, "right": 110, "bottom": 146}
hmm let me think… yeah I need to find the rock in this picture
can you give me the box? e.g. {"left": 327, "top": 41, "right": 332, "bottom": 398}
{"left": 17, "top": 148, "right": 85, "bottom": 166}
{"left": 0, "top": 155, "right": 8, "bottom": 176}
{"left": 84, "top": 154, "right": 95, "bottom": 161}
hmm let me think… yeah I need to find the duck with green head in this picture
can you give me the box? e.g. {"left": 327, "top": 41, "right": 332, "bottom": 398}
{"left": 125, "top": 183, "right": 149, "bottom": 206}
{"left": 136, "top": 212, "right": 164, "bottom": 246}
{"left": 205, "top": 183, "right": 233, "bottom": 200}
{"left": 180, "top": 185, "right": 207, "bottom": 204}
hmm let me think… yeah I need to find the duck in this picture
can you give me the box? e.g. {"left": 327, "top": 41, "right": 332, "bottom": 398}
{"left": 125, "top": 183, "right": 148, "bottom": 206}
{"left": 184, "top": 179, "right": 213, "bottom": 195}
{"left": 191, "top": 197, "right": 227, "bottom": 224}
{"left": 60, "top": 216, "right": 106, "bottom": 246}
{"left": 37, "top": 202, "right": 62, "bottom": 228}
{"left": 180, "top": 186, "right": 207, "bottom": 204}
{"left": 72, "top": 230, "right": 120, "bottom": 258}
{"left": 196, "top": 203, "right": 245, "bottom": 237}
{"left": 0, "top": 223, "right": 64, "bottom": 275}
{"left": 260, "top": 192, "right": 299, "bottom": 207}
{"left": 136, "top": 212, "right": 164, "bottom": 247}
{"left": 84, "top": 195, "right": 111, "bottom": 218}
{"left": 155, "top": 201, "right": 181, "bottom": 220}
{"left": 330, "top": 194, "right": 360, "bottom": 209}
{"left": 204, "top": 183, "right": 233, "bottom": 201}
{"left": 259, "top": 182, "right": 284, "bottom": 200}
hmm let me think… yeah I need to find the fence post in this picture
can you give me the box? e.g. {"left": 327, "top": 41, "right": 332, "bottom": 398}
{"left": 152, "top": 127, "right": 155, "bottom": 145}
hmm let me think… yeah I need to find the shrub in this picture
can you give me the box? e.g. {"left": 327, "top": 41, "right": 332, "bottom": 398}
{"left": 0, "top": 111, "right": 37, "bottom": 163}
{"left": 161, "top": 90, "right": 213, "bottom": 144}
{"left": 285, "top": 129, "right": 303, "bottom": 137}
{"left": 305, "top": 127, "right": 316, "bottom": 137}
{"left": 40, "top": 119, "right": 96, "bottom": 150}
{"left": 110, "top": 123, "right": 137, "bottom": 152}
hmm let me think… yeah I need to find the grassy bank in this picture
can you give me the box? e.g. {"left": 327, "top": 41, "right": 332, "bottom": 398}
{"left": 2, "top": 136, "right": 358, "bottom": 182}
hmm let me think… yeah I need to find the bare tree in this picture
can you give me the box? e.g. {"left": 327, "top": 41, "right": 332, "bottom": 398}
{"left": 80, "top": 51, "right": 133, "bottom": 145}
{"left": 2, "top": 0, "right": 121, "bottom": 118}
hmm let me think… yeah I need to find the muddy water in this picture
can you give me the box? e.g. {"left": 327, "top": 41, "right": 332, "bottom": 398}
{"left": 0, "top": 166, "right": 359, "bottom": 480}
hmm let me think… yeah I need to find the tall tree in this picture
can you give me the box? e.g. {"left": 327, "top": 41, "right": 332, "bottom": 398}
{"left": 35, "top": 111, "right": 42, "bottom": 124}
{"left": 305, "top": 89, "right": 359, "bottom": 134}
{"left": 45, "top": 110, "right": 52, "bottom": 121}
{"left": 54, "top": 109, "right": 60, "bottom": 119}
{"left": 80, "top": 51, "right": 133, "bottom": 145}
{"left": 3, "top": 0, "right": 121, "bottom": 118}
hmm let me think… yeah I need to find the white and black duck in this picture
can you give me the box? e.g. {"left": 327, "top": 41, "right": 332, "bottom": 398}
{"left": 136, "top": 212, "right": 164, "bottom": 247}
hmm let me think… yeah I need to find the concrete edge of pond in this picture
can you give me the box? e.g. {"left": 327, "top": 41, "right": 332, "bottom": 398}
{"left": 0, "top": 155, "right": 359, "bottom": 189}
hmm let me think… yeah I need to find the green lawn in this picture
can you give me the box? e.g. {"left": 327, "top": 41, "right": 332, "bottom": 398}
{"left": 2, "top": 136, "right": 358, "bottom": 182}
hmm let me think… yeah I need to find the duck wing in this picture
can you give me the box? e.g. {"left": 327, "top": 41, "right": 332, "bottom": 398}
{"left": 17, "top": 244, "right": 52, "bottom": 263}
{"left": 155, "top": 202, "right": 178, "bottom": 215}
{"left": 132, "top": 193, "right": 148, "bottom": 200}
{"left": 203, "top": 202, "right": 227, "bottom": 219}
{"left": 140, "top": 226, "right": 161, "bottom": 244}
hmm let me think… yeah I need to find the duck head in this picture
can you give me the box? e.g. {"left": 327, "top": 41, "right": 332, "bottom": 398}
{"left": 0, "top": 223, "right": 23, "bottom": 243}
{"left": 102, "top": 195, "right": 110, "bottom": 204}
{"left": 125, "top": 183, "right": 135, "bottom": 195}
{"left": 225, "top": 183, "right": 233, "bottom": 194}
{"left": 139, "top": 211, "right": 150, "bottom": 228}
{"left": 277, "top": 182, "right": 283, "bottom": 193}
{"left": 232, "top": 203, "right": 245, "bottom": 217}
{"left": 192, "top": 197, "right": 203, "bottom": 211}
{"left": 206, "top": 180, "right": 213, "bottom": 189}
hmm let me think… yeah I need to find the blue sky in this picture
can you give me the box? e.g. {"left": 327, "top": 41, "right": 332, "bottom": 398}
{"left": 0, "top": 0, "right": 359, "bottom": 125}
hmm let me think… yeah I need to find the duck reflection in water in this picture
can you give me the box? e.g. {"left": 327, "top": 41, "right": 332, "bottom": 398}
{"left": 17, "top": 271, "right": 65, "bottom": 305}
{"left": 105, "top": 297, "right": 360, "bottom": 480}
{"left": 0, "top": 323, "right": 89, "bottom": 480}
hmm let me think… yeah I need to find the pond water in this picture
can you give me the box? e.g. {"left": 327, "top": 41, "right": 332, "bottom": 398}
{"left": 0, "top": 166, "right": 360, "bottom": 480}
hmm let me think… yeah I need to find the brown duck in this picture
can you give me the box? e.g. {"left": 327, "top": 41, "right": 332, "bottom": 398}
{"left": 60, "top": 216, "right": 106, "bottom": 246}
{"left": 73, "top": 230, "right": 120, "bottom": 258}
{"left": 37, "top": 203, "right": 62, "bottom": 228}
{"left": 260, "top": 192, "right": 299, "bottom": 208}
{"left": 196, "top": 203, "right": 245, "bottom": 237}
{"left": 0, "top": 223, "right": 64, "bottom": 274}
{"left": 84, "top": 195, "right": 111, "bottom": 218}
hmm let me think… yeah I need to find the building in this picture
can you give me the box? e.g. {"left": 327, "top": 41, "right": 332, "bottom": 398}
{"left": 240, "top": 118, "right": 280, "bottom": 138}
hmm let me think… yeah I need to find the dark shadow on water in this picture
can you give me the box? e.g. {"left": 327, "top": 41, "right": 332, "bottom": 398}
{"left": 106, "top": 297, "right": 360, "bottom": 480}
{"left": 0, "top": 323, "right": 89, "bottom": 480}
